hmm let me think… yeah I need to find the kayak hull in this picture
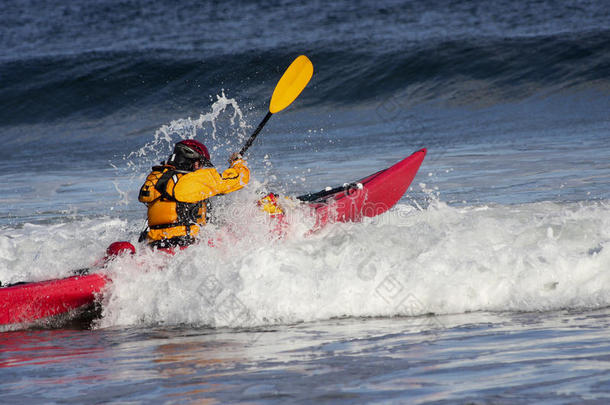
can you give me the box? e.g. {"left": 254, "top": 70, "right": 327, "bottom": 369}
{"left": 0, "top": 274, "right": 107, "bottom": 328}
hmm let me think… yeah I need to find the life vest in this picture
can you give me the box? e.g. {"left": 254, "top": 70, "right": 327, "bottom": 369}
{"left": 138, "top": 160, "right": 250, "bottom": 242}
{"left": 138, "top": 165, "right": 206, "bottom": 241}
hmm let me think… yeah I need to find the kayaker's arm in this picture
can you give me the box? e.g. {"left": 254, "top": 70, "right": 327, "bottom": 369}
{"left": 172, "top": 161, "right": 250, "bottom": 202}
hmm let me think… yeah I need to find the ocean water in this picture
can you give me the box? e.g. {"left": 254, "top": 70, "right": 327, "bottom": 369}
{"left": 1, "top": 0, "right": 610, "bottom": 403}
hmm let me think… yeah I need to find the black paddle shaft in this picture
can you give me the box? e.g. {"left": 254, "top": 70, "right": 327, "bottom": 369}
{"left": 238, "top": 111, "right": 272, "bottom": 157}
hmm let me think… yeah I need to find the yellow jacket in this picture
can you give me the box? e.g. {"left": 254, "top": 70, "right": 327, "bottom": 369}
{"left": 138, "top": 159, "right": 250, "bottom": 241}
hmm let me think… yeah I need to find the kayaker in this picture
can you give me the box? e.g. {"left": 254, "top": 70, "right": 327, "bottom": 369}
{"left": 138, "top": 139, "right": 250, "bottom": 248}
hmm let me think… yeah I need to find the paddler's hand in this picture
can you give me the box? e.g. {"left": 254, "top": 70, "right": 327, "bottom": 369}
{"left": 228, "top": 152, "right": 242, "bottom": 164}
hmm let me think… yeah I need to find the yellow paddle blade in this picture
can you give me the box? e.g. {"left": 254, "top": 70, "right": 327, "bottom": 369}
{"left": 269, "top": 55, "right": 313, "bottom": 114}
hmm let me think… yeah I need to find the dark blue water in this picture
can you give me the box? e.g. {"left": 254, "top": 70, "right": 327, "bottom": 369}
{"left": 1, "top": 0, "right": 610, "bottom": 402}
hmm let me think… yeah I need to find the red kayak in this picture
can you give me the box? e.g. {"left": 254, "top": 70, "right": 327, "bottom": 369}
{"left": 0, "top": 274, "right": 107, "bottom": 329}
{"left": 300, "top": 148, "right": 427, "bottom": 227}
{"left": 0, "top": 149, "right": 426, "bottom": 329}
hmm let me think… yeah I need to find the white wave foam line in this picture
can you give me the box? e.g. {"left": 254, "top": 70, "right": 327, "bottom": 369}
{"left": 97, "top": 199, "right": 610, "bottom": 328}
{"left": 0, "top": 217, "right": 136, "bottom": 285}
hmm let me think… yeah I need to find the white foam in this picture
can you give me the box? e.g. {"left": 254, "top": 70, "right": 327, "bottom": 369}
{"left": 90, "top": 198, "right": 610, "bottom": 328}
{"left": 3, "top": 168, "right": 609, "bottom": 328}
{"left": 0, "top": 217, "right": 137, "bottom": 284}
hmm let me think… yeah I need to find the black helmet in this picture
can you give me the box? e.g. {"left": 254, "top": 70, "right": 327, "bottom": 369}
{"left": 168, "top": 140, "right": 211, "bottom": 170}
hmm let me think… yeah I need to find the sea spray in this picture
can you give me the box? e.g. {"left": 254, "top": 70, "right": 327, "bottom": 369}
{"left": 108, "top": 93, "right": 286, "bottom": 214}
{"left": 116, "top": 93, "right": 252, "bottom": 195}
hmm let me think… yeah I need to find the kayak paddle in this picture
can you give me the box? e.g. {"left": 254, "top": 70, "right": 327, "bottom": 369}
{"left": 237, "top": 55, "right": 313, "bottom": 158}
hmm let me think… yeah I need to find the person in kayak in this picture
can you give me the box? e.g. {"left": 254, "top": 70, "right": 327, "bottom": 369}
{"left": 138, "top": 139, "right": 250, "bottom": 248}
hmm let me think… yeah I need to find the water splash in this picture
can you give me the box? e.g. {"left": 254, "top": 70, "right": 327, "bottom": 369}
{"left": 126, "top": 92, "right": 247, "bottom": 170}
{"left": 109, "top": 92, "right": 251, "bottom": 210}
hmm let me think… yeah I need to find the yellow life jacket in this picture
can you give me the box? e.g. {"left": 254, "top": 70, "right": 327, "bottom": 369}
{"left": 138, "top": 160, "right": 250, "bottom": 242}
